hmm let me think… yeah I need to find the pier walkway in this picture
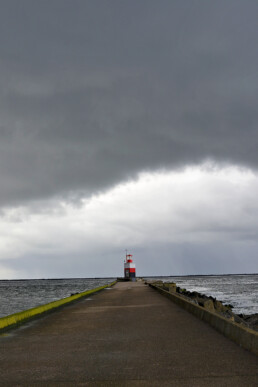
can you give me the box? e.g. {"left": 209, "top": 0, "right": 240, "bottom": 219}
{"left": 1, "top": 281, "right": 257, "bottom": 386}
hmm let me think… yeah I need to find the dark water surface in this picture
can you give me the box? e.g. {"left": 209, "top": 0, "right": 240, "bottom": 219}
{"left": 0, "top": 278, "right": 115, "bottom": 318}
{"left": 145, "top": 274, "right": 258, "bottom": 315}
{"left": 0, "top": 275, "right": 257, "bottom": 318}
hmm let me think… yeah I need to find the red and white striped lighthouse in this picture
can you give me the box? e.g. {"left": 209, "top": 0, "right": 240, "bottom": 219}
{"left": 124, "top": 253, "right": 136, "bottom": 279}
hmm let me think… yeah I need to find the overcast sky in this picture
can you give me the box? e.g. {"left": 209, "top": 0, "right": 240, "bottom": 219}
{"left": 0, "top": 0, "right": 257, "bottom": 279}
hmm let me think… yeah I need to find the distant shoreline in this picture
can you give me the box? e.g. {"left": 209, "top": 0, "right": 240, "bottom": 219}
{"left": 0, "top": 273, "right": 257, "bottom": 281}
{"left": 144, "top": 273, "right": 258, "bottom": 277}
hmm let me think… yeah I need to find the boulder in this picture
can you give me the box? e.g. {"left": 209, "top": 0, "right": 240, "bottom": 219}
{"left": 151, "top": 281, "right": 164, "bottom": 287}
{"left": 202, "top": 299, "right": 215, "bottom": 311}
{"left": 163, "top": 282, "right": 176, "bottom": 292}
{"left": 214, "top": 300, "right": 231, "bottom": 313}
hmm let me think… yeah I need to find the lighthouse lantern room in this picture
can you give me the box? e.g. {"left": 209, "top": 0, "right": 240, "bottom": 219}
{"left": 124, "top": 253, "right": 136, "bottom": 279}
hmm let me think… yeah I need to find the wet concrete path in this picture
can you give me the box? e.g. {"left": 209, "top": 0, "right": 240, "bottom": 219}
{"left": 0, "top": 281, "right": 257, "bottom": 386}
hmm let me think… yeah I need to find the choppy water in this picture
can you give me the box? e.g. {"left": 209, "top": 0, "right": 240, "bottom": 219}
{"left": 0, "top": 275, "right": 257, "bottom": 318}
{"left": 145, "top": 274, "right": 258, "bottom": 315}
{"left": 0, "top": 278, "right": 115, "bottom": 318}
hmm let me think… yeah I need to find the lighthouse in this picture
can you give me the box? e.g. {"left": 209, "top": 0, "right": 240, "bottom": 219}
{"left": 124, "top": 252, "right": 136, "bottom": 280}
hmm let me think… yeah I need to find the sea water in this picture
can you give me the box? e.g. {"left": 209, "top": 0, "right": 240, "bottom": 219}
{"left": 0, "top": 274, "right": 257, "bottom": 318}
{"left": 146, "top": 274, "right": 258, "bottom": 315}
{"left": 0, "top": 278, "right": 115, "bottom": 318}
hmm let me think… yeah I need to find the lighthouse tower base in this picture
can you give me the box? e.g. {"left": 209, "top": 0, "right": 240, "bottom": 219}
{"left": 117, "top": 277, "right": 137, "bottom": 282}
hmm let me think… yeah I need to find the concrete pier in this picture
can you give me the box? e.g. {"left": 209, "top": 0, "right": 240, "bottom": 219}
{"left": 0, "top": 282, "right": 257, "bottom": 386}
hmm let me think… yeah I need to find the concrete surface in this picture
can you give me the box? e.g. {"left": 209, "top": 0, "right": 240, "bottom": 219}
{"left": 0, "top": 281, "right": 257, "bottom": 386}
{"left": 149, "top": 283, "right": 258, "bottom": 355}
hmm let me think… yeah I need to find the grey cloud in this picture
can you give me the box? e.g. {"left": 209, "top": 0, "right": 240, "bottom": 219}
{"left": 0, "top": 0, "right": 258, "bottom": 207}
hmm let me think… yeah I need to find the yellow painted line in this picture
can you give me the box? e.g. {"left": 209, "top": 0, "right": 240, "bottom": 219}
{"left": 0, "top": 280, "right": 117, "bottom": 332}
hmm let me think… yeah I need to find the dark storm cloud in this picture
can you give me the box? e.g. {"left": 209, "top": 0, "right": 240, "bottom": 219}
{"left": 0, "top": 0, "right": 257, "bottom": 206}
